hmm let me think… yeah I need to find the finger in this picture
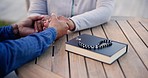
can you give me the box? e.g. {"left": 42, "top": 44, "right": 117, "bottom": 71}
{"left": 48, "top": 16, "right": 51, "bottom": 22}
{"left": 65, "top": 23, "right": 70, "bottom": 30}
{"left": 41, "top": 15, "right": 49, "bottom": 18}
{"left": 41, "top": 15, "right": 46, "bottom": 18}
{"left": 36, "top": 21, "right": 40, "bottom": 32}
{"left": 51, "top": 13, "right": 58, "bottom": 21}
{"left": 41, "top": 15, "right": 49, "bottom": 21}
{"left": 34, "top": 21, "right": 38, "bottom": 32}
{"left": 43, "top": 27, "right": 46, "bottom": 30}
{"left": 57, "top": 16, "right": 63, "bottom": 20}
{"left": 29, "top": 15, "right": 44, "bottom": 21}
{"left": 58, "top": 16, "right": 65, "bottom": 19}
{"left": 43, "top": 21, "right": 49, "bottom": 30}
{"left": 41, "top": 20, "right": 45, "bottom": 31}
{"left": 44, "top": 20, "right": 49, "bottom": 28}
{"left": 37, "top": 21, "right": 43, "bottom": 32}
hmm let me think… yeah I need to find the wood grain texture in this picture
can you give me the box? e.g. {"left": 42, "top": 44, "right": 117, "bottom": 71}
{"left": 68, "top": 32, "right": 88, "bottom": 78}
{"left": 80, "top": 28, "right": 107, "bottom": 78}
{"left": 17, "top": 63, "right": 63, "bottom": 78}
{"left": 138, "top": 18, "right": 148, "bottom": 31}
{"left": 94, "top": 24, "right": 125, "bottom": 78}
{"left": 52, "top": 36, "right": 69, "bottom": 78}
{"left": 105, "top": 20, "right": 148, "bottom": 78}
{"left": 127, "top": 19, "right": 148, "bottom": 46}
{"left": 37, "top": 47, "right": 53, "bottom": 71}
{"left": 117, "top": 20, "right": 148, "bottom": 68}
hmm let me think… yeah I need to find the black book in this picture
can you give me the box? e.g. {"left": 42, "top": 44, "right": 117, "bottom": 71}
{"left": 66, "top": 34, "right": 128, "bottom": 64}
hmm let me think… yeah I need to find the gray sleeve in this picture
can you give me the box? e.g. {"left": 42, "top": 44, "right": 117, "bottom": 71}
{"left": 28, "top": 0, "right": 48, "bottom": 16}
{"left": 71, "top": 0, "right": 114, "bottom": 31}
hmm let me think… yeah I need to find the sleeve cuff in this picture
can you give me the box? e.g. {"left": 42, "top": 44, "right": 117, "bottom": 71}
{"left": 4, "top": 26, "right": 16, "bottom": 39}
{"left": 38, "top": 27, "right": 57, "bottom": 41}
{"left": 70, "top": 18, "right": 79, "bottom": 31}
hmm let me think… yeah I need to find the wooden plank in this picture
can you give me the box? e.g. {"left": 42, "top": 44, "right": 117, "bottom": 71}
{"left": 16, "top": 63, "right": 63, "bottom": 78}
{"left": 85, "top": 58, "right": 106, "bottom": 78}
{"left": 92, "top": 25, "right": 125, "bottom": 78}
{"left": 104, "top": 20, "right": 148, "bottom": 78}
{"left": 138, "top": 18, "right": 148, "bottom": 30}
{"left": 52, "top": 36, "right": 69, "bottom": 78}
{"left": 127, "top": 19, "right": 148, "bottom": 46}
{"left": 37, "top": 47, "right": 53, "bottom": 71}
{"left": 68, "top": 32, "right": 88, "bottom": 78}
{"left": 103, "top": 21, "right": 148, "bottom": 78}
{"left": 111, "top": 16, "right": 135, "bottom": 21}
{"left": 117, "top": 20, "right": 148, "bottom": 68}
{"left": 80, "top": 28, "right": 107, "bottom": 78}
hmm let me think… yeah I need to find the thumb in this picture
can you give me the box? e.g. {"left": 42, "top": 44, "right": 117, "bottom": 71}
{"left": 51, "top": 13, "right": 58, "bottom": 21}
{"left": 29, "top": 15, "right": 43, "bottom": 21}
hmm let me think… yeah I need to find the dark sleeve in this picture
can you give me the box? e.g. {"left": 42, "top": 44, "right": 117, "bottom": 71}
{"left": 0, "top": 26, "right": 16, "bottom": 41}
{"left": 0, "top": 27, "right": 57, "bottom": 77}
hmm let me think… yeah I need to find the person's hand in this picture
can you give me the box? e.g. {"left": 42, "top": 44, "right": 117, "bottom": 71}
{"left": 34, "top": 15, "right": 51, "bottom": 32}
{"left": 42, "top": 15, "right": 76, "bottom": 31}
{"left": 34, "top": 20, "right": 44, "bottom": 32}
{"left": 47, "top": 13, "right": 69, "bottom": 39}
{"left": 58, "top": 16, "right": 76, "bottom": 31}
{"left": 16, "top": 16, "right": 43, "bottom": 37}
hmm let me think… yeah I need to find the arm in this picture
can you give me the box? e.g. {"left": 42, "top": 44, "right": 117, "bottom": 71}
{"left": 28, "top": 0, "right": 48, "bottom": 16}
{"left": 70, "top": 0, "right": 114, "bottom": 31}
{"left": 0, "top": 28, "right": 56, "bottom": 77}
{"left": 0, "top": 25, "right": 19, "bottom": 41}
{"left": 0, "top": 16, "right": 44, "bottom": 42}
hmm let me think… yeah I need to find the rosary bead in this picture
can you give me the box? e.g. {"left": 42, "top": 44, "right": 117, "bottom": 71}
{"left": 77, "top": 38, "right": 112, "bottom": 50}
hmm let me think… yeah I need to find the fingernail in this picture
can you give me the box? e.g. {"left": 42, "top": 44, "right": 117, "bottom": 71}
{"left": 41, "top": 15, "right": 44, "bottom": 17}
{"left": 44, "top": 20, "right": 46, "bottom": 23}
{"left": 36, "top": 30, "right": 38, "bottom": 32}
{"left": 46, "top": 20, "right": 49, "bottom": 22}
{"left": 43, "top": 27, "right": 46, "bottom": 30}
{"left": 51, "top": 13, "right": 54, "bottom": 15}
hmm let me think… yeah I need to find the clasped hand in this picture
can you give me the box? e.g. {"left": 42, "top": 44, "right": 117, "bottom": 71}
{"left": 15, "top": 14, "right": 75, "bottom": 39}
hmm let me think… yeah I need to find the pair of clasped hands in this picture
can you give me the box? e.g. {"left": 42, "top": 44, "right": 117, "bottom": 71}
{"left": 16, "top": 13, "right": 75, "bottom": 39}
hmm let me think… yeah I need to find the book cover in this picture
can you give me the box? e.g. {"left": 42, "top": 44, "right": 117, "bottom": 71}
{"left": 66, "top": 34, "right": 128, "bottom": 64}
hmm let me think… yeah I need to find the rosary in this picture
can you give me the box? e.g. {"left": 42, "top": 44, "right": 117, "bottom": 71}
{"left": 76, "top": 37, "right": 112, "bottom": 49}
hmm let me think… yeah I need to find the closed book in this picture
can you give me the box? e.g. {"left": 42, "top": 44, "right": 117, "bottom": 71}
{"left": 66, "top": 34, "right": 128, "bottom": 64}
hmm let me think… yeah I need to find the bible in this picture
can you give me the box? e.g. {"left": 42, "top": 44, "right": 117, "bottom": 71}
{"left": 66, "top": 34, "right": 128, "bottom": 64}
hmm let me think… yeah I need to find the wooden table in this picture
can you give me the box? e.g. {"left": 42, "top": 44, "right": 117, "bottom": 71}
{"left": 16, "top": 17, "right": 148, "bottom": 78}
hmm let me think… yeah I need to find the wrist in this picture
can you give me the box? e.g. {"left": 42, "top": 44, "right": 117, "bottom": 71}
{"left": 46, "top": 27, "right": 58, "bottom": 40}
{"left": 12, "top": 24, "right": 20, "bottom": 38}
{"left": 52, "top": 26, "right": 59, "bottom": 39}
{"left": 68, "top": 19, "right": 76, "bottom": 31}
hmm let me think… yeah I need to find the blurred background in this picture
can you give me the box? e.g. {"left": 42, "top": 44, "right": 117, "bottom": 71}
{"left": 0, "top": 0, "right": 148, "bottom": 23}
